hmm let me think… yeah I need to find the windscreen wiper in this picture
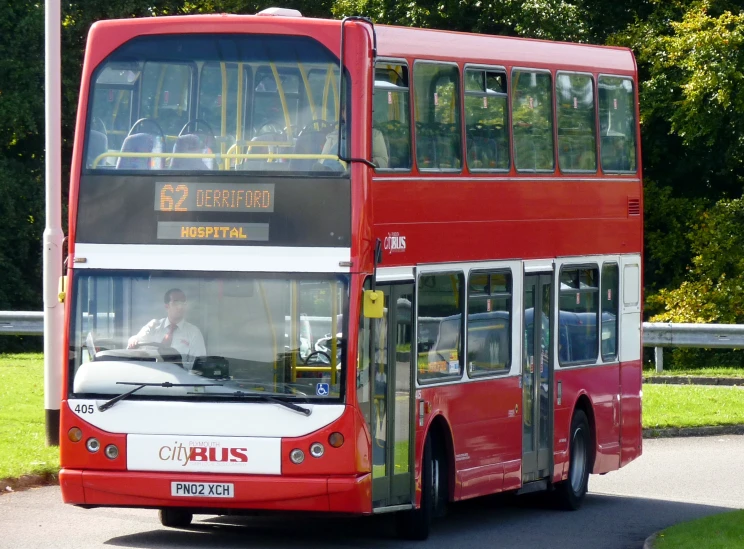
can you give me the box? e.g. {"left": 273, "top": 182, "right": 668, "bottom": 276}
{"left": 98, "top": 381, "right": 221, "bottom": 412}
{"left": 200, "top": 390, "right": 312, "bottom": 417}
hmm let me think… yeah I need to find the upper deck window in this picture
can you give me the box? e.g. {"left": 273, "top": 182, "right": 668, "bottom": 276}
{"left": 556, "top": 72, "right": 597, "bottom": 173}
{"left": 413, "top": 62, "right": 462, "bottom": 171}
{"left": 464, "top": 67, "right": 509, "bottom": 172}
{"left": 84, "top": 34, "right": 349, "bottom": 175}
{"left": 373, "top": 62, "right": 411, "bottom": 170}
{"left": 598, "top": 75, "right": 637, "bottom": 173}
{"left": 512, "top": 69, "right": 554, "bottom": 172}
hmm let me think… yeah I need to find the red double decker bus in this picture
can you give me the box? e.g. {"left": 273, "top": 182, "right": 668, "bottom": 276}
{"left": 60, "top": 8, "right": 642, "bottom": 540}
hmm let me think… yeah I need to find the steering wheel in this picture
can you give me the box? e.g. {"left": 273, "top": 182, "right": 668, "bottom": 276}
{"left": 128, "top": 117, "right": 165, "bottom": 142}
{"left": 133, "top": 342, "right": 185, "bottom": 367}
{"left": 303, "top": 350, "right": 332, "bottom": 365}
{"left": 132, "top": 341, "right": 168, "bottom": 350}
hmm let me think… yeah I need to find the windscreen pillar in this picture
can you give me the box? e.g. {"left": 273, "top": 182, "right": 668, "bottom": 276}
{"left": 43, "top": 0, "right": 63, "bottom": 446}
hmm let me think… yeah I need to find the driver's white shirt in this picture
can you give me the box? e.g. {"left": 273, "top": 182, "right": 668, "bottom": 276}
{"left": 132, "top": 318, "right": 206, "bottom": 368}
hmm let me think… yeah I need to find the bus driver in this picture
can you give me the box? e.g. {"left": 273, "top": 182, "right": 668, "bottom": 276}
{"left": 127, "top": 288, "right": 206, "bottom": 368}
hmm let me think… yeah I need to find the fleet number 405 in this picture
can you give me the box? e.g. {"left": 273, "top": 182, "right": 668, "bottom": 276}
{"left": 74, "top": 404, "right": 95, "bottom": 414}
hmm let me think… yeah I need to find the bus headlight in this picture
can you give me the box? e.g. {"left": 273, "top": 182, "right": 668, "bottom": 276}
{"left": 290, "top": 449, "right": 305, "bottom": 464}
{"left": 104, "top": 444, "right": 119, "bottom": 460}
{"left": 86, "top": 438, "right": 100, "bottom": 453}
{"left": 309, "top": 442, "right": 325, "bottom": 458}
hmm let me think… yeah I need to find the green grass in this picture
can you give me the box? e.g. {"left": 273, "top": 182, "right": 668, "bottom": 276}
{"left": 0, "top": 353, "right": 60, "bottom": 480}
{"left": 643, "top": 384, "right": 744, "bottom": 429}
{"left": 644, "top": 366, "right": 744, "bottom": 378}
{"left": 655, "top": 510, "right": 744, "bottom": 548}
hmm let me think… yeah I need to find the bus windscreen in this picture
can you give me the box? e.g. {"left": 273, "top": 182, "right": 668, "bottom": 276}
{"left": 69, "top": 271, "right": 348, "bottom": 402}
{"left": 84, "top": 34, "right": 349, "bottom": 174}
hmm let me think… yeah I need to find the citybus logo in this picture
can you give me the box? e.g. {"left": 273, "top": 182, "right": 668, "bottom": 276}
{"left": 384, "top": 232, "right": 406, "bottom": 254}
{"left": 158, "top": 442, "right": 248, "bottom": 467}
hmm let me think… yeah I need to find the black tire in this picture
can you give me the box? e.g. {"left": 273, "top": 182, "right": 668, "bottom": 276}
{"left": 554, "top": 409, "right": 591, "bottom": 510}
{"left": 396, "top": 434, "right": 447, "bottom": 540}
{"left": 159, "top": 508, "right": 193, "bottom": 528}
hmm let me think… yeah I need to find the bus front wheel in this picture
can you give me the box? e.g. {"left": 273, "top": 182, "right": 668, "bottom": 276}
{"left": 159, "top": 508, "right": 193, "bottom": 528}
{"left": 396, "top": 434, "right": 447, "bottom": 540}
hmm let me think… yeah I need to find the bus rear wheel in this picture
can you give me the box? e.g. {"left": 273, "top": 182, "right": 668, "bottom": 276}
{"left": 396, "top": 434, "right": 447, "bottom": 540}
{"left": 553, "top": 409, "right": 591, "bottom": 510}
{"left": 159, "top": 508, "right": 193, "bottom": 528}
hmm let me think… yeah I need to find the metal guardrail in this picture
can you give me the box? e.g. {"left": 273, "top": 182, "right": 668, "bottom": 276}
{"left": 0, "top": 312, "right": 44, "bottom": 335}
{"left": 642, "top": 322, "right": 744, "bottom": 372}
{"left": 642, "top": 322, "right": 744, "bottom": 349}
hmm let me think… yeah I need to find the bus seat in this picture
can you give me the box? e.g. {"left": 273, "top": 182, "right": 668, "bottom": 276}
{"left": 87, "top": 130, "right": 108, "bottom": 168}
{"left": 170, "top": 134, "right": 212, "bottom": 170}
{"left": 416, "top": 123, "right": 438, "bottom": 169}
{"left": 116, "top": 133, "right": 154, "bottom": 170}
{"left": 290, "top": 128, "right": 328, "bottom": 171}
{"left": 372, "top": 128, "right": 389, "bottom": 169}
{"left": 239, "top": 133, "right": 289, "bottom": 171}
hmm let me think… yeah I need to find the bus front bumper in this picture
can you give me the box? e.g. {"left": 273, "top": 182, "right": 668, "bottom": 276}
{"left": 60, "top": 469, "right": 372, "bottom": 514}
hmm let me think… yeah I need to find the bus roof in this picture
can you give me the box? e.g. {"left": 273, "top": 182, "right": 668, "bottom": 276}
{"left": 86, "top": 14, "right": 635, "bottom": 76}
{"left": 375, "top": 24, "right": 636, "bottom": 75}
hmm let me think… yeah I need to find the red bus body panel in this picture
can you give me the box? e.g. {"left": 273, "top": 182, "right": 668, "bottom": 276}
{"left": 62, "top": 14, "right": 642, "bottom": 513}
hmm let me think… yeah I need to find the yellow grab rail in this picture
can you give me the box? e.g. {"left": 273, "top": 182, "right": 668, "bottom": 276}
{"left": 236, "top": 63, "right": 245, "bottom": 165}
{"left": 270, "top": 63, "right": 293, "bottom": 140}
{"left": 220, "top": 62, "right": 228, "bottom": 169}
{"left": 331, "top": 281, "right": 338, "bottom": 386}
{"left": 298, "top": 63, "right": 317, "bottom": 121}
{"left": 92, "top": 151, "right": 346, "bottom": 169}
{"left": 291, "top": 281, "right": 298, "bottom": 383}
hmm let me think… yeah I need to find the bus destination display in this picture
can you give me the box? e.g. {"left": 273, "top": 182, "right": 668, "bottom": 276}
{"left": 155, "top": 182, "right": 275, "bottom": 213}
{"left": 76, "top": 174, "right": 349, "bottom": 247}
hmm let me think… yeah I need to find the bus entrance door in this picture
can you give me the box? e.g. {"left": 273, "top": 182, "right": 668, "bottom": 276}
{"left": 522, "top": 272, "right": 554, "bottom": 484}
{"left": 368, "top": 284, "right": 415, "bottom": 509}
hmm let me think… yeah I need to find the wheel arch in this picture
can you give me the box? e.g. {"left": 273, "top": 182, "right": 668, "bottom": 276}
{"left": 423, "top": 413, "right": 456, "bottom": 502}
{"left": 572, "top": 394, "right": 597, "bottom": 473}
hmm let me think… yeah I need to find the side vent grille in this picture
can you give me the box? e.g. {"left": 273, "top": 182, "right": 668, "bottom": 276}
{"left": 628, "top": 197, "right": 641, "bottom": 217}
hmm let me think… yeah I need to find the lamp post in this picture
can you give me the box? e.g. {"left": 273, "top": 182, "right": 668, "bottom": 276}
{"left": 43, "top": 0, "right": 64, "bottom": 446}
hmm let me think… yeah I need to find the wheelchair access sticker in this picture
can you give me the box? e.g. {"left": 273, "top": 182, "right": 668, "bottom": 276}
{"left": 316, "top": 383, "right": 330, "bottom": 396}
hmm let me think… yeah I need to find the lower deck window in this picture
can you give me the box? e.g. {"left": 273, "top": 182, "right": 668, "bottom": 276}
{"left": 417, "top": 272, "right": 464, "bottom": 382}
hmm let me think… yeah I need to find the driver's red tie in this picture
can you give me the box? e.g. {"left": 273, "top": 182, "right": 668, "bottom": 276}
{"left": 162, "top": 324, "right": 177, "bottom": 345}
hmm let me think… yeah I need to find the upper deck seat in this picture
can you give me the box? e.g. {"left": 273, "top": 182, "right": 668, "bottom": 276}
{"left": 238, "top": 133, "right": 289, "bottom": 171}
{"left": 116, "top": 133, "right": 154, "bottom": 170}
{"left": 170, "top": 134, "right": 212, "bottom": 170}
{"left": 86, "top": 130, "right": 108, "bottom": 169}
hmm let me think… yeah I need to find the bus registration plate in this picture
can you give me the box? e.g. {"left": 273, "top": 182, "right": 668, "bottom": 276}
{"left": 171, "top": 482, "right": 234, "bottom": 498}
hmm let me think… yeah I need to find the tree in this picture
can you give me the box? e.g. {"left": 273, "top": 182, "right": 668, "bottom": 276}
{"left": 333, "top": 0, "right": 588, "bottom": 42}
{"left": 650, "top": 195, "right": 744, "bottom": 324}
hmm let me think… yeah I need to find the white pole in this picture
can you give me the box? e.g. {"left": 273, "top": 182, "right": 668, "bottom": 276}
{"left": 43, "top": 0, "right": 64, "bottom": 446}
{"left": 654, "top": 346, "right": 664, "bottom": 373}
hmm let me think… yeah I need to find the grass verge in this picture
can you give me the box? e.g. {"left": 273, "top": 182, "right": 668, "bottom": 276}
{"left": 0, "top": 353, "right": 60, "bottom": 485}
{"left": 643, "top": 384, "right": 744, "bottom": 429}
{"left": 644, "top": 366, "right": 744, "bottom": 378}
{"left": 654, "top": 510, "right": 744, "bottom": 548}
